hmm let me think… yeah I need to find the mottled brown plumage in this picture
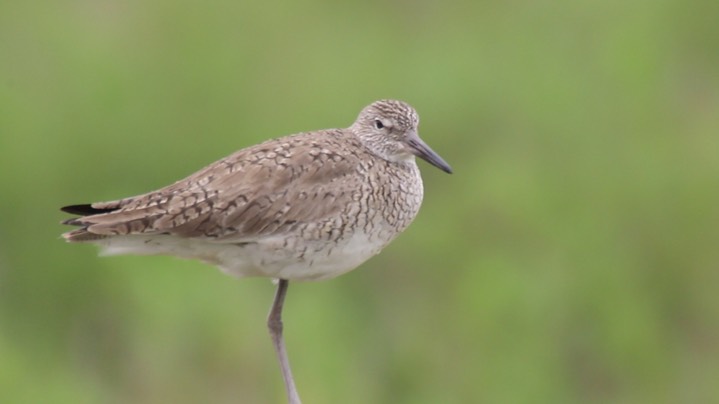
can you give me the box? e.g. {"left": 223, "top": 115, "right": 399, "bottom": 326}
{"left": 61, "top": 99, "right": 451, "bottom": 281}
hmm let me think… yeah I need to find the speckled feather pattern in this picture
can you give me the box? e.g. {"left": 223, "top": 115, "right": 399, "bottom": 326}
{"left": 62, "top": 100, "right": 446, "bottom": 281}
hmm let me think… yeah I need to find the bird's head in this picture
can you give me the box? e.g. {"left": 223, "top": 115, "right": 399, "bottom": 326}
{"left": 351, "top": 99, "right": 452, "bottom": 174}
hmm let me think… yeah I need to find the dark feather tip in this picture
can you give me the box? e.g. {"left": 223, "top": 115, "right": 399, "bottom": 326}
{"left": 61, "top": 204, "right": 109, "bottom": 216}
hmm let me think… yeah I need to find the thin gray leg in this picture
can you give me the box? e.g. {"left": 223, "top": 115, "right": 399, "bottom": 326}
{"left": 268, "top": 279, "right": 302, "bottom": 404}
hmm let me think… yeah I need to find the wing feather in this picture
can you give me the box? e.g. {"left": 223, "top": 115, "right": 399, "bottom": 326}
{"left": 62, "top": 130, "right": 365, "bottom": 243}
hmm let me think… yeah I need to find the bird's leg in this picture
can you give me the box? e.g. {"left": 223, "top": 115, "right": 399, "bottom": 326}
{"left": 268, "top": 279, "right": 302, "bottom": 404}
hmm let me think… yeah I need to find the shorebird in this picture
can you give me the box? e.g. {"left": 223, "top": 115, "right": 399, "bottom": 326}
{"left": 60, "top": 99, "right": 452, "bottom": 404}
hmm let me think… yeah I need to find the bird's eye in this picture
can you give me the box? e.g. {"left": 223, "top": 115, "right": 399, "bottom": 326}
{"left": 374, "top": 120, "right": 384, "bottom": 129}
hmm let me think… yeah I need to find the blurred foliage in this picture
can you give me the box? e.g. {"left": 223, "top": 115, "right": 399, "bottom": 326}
{"left": 1, "top": 0, "right": 718, "bottom": 403}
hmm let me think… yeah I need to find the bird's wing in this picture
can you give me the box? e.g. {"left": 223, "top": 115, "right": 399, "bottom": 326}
{"left": 62, "top": 131, "right": 365, "bottom": 242}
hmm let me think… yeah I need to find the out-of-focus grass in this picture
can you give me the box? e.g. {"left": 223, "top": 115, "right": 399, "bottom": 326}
{"left": 1, "top": 0, "right": 718, "bottom": 403}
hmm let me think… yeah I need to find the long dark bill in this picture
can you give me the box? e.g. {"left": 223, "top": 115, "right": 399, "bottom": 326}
{"left": 408, "top": 132, "right": 453, "bottom": 174}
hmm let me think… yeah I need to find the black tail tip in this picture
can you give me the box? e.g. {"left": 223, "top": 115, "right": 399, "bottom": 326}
{"left": 61, "top": 204, "right": 105, "bottom": 216}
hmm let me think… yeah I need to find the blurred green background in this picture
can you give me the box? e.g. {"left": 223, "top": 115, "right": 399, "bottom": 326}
{"left": 1, "top": 0, "right": 718, "bottom": 403}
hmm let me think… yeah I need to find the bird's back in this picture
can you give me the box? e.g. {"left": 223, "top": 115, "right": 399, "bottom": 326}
{"left": 62, "top": 128, "right": 424, "bottom": 280}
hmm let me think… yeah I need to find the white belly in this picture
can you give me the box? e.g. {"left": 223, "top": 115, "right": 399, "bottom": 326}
{"left": 96, "top": 230, "right": 394, "bottom": 281}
